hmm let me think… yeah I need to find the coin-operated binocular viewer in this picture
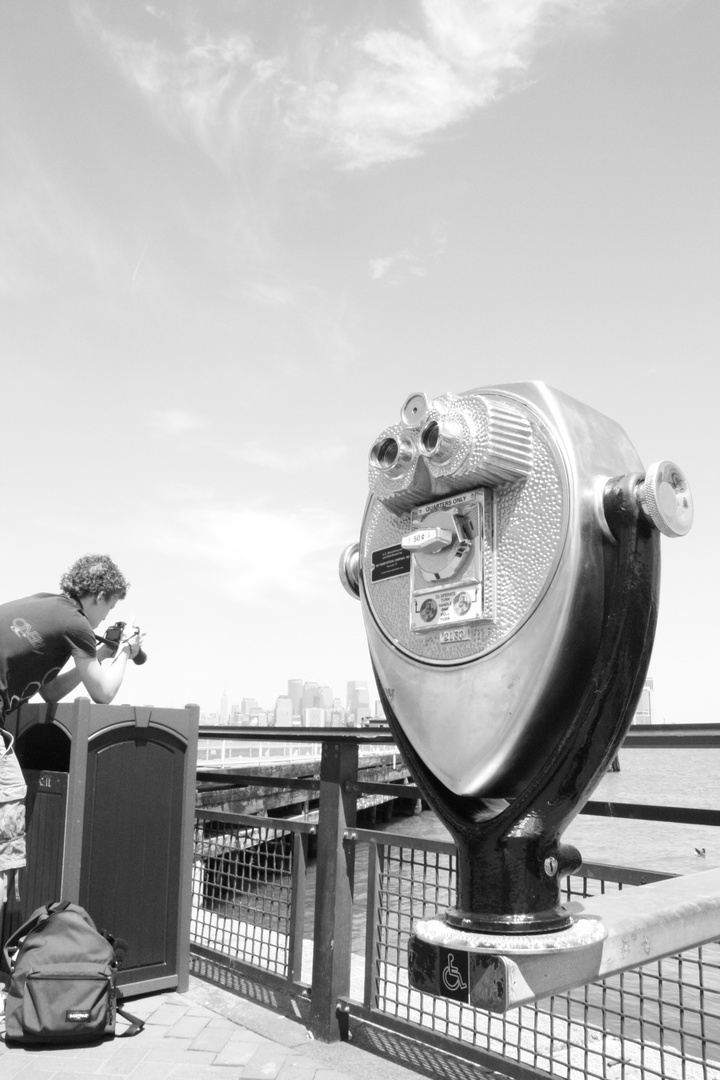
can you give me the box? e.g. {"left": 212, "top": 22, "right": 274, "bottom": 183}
{"left": 340, "top": 382, "right": 705, "bottom": 1009}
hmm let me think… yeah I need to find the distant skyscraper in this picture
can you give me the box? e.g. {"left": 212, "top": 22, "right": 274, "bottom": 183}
{"left": 346, "top": 681, "right": 370, "bottom": 722}
{"left": 274, "top": 696, "right": 294, "bottom": 726}
{"left": 302, "top": 681, "right": 319, "bottom": 711}
{"left": 220, "top": 689, "right": 229, "bottom": 723}
{"left": 318, "top": 685, "right": 333, "bottom": 709}
{"left": 632, "top": 677, "right": 654, "bottom": 724}
{"left": 288, "top": 679, "right": 303, "bottom": 719}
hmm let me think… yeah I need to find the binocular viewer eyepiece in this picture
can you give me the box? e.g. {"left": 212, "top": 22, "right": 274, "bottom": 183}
{"left": 367, "top": 389, "right": 534, "bottom": 516}
{"left": 341, "top": 382, "right": 693, "bottom": 935}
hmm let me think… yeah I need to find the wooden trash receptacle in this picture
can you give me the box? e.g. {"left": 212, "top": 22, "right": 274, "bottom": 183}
{"left": 2, "top": 699, "right": 199, "bottom": 997}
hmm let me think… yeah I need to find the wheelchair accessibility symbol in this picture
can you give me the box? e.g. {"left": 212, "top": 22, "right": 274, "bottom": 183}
{"left": 442, "top": 952, "right": 468, "bottom": 994}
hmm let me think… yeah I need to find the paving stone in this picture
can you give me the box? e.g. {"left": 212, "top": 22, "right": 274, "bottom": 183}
{"left": 214, "top": 1038, "right": 261, "bottom": 1067}
{"left": 0, "top": 1054, "right": 39, "bottom": 1077}
{"left": 59, "top": 1038, "right": 117, "bottom": 1060}
{"left": 49, "top": 1071, "right": 128, "bottom": 1080}
{"left": 167, "top": 1068, "right": 250, "bottom": 1080}
{"left": 104, "top": 1039, "right": 156, "bottom": 1074}
{"left": 111, "top": 1062, "right": 175, "bottom": 1080}
{"left": 8, "top": 1044, "right": 85, "bottom": 1060}
{"left": 240, "top": 1063, "right": 285, "bottom": 1079}
{"left": 42, "top": 1060, "right": 116, "bottom": 1075}
{"left": 189, "top": 1026, "right": 234, "bottom": 1052}
{"left": 221, "top": 1023, "right": 271, "bottom": 1043}
{"left": 159, "top": 992, "right": 188, "bottom": 1007}
{"left": 145, "top": 1043, "right": 215, "bottom": 1065}
{"left": 133, "top": 1024, "right": 174, "bottom": 1039}
{"left": 13, "top": 1069, "right": 109, "bottom": 1080}
{"left": 110, "top": 1033, "right": 168, "bottom": 1053}
{"left": 239, "top": 1047, "right": 286, "bottom": 1079}
{"left": 206, "top": 1016, "right": 241, "bottom": 1030}
{"left": 122, "top": 997, "right": 172, "bottom": 1020}
{"left": 276, "top": 1062, "right": 319, "bottom": 1080}
{"left": 144, "top": 1003, "right": 189, "bottom": 1026}
{"left": 315, "top": 1071, "right": 363, "bottom": 1080}
{"left": 167, "top": 1014, "right": 210, "bottom": 1039}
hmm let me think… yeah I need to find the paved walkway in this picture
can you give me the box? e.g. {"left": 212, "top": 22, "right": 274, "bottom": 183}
{"left": 0, "top": 974, "right": 503, "bottom": 1080}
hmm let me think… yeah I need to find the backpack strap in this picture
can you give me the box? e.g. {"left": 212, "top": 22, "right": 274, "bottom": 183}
{"left": 3, "top": 901, "right": 71, "bottom": 971}
{"left": 115, "top": 991, "right": 145, "bottom": 1037}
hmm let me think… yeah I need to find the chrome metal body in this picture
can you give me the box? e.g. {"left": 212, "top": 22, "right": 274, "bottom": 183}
{"left": 343, "top": 380, "right": 692, "bottom": 933}
{"left": 360, "top": 382, "right": 644, "bottom": 799}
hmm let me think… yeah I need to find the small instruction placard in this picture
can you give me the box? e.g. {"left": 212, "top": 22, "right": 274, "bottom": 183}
{"left": 371, "top": 544, "right": 411, "bottom": 582}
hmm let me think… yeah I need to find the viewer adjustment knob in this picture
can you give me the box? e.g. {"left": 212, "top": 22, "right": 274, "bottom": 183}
{"left": 639, "top": 461, "right": 693, "bottom": 538}
{"left": 339, "top": 543, "right": 361, "bottom": 598}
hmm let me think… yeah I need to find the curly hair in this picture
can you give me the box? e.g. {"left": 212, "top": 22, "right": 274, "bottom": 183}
{"left": 59, "top": 554, "right": 130, "bottom": 600}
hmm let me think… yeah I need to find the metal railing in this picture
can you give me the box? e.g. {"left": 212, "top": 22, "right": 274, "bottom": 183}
{"left": 191, "top": 729, "right": 720, "bottom": 1080}
{"left": 193, "top": 808, "right": 312, "bottom": 983}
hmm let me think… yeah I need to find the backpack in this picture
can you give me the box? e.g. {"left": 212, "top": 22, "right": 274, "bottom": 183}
{"left": 3, "top": 900, "right": 144, "bottom": 1044}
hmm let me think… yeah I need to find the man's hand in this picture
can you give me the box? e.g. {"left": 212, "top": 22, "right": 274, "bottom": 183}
{"left": 119, "top": 625, "right": 145, "bottom": 662}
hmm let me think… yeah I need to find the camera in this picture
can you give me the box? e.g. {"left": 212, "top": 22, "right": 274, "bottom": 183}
{"left": 99, "top": 620, "right": 147, "bottom": 665}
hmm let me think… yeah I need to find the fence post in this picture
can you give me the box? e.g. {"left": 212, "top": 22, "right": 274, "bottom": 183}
{"left": 288, "top": 830, "right": 309, "bottom": 985}
{"left": 310, "top": 738, "right": 358, "bottom": 1040}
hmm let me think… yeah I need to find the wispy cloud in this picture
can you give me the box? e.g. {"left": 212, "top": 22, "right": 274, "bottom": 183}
{"left": 130, "top": 495, "right": 350, "bottom": 600}
{"left": 73, "top": 4, "right": 271, "bottom": 172}
{"left": 283, "top": 26, "right": 478, "bottom": 170}
{"left": 370, "top": 222, "right": 448, "bottom": 284}
{"left": 226, "top": 440, "right": 348, "bottom": 473}
{"left": 0, "top": 131, "right": 127, "bottom": 297}
{"left": 75, "top": 0, "right": 619, "bottom": 173}
{"left": 149, "top": 409, "right": 205, "bottom": 436}
{"left": 144, "top": 414, "right": 348, "bottom": 470}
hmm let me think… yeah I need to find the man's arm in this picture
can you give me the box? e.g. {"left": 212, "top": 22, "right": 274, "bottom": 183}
{"left": 40, "top": 639, "right": 139, "bottom": 705}
{"left": 38, "top": 665, "right": 86, "bottom": 703}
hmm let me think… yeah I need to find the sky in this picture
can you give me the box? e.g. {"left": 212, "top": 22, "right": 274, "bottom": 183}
{"left": 0, "top": 0, "right": 717, "bottom": 724}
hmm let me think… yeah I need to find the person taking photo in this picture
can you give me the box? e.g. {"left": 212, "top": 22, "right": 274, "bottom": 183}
{"left": 0, "top": 554, "right": 144, "bottom": 923}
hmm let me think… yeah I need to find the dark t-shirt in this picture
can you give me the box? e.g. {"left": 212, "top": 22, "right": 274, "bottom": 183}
{"left": 0, "top": 593, "right": 97, "bottom": 717}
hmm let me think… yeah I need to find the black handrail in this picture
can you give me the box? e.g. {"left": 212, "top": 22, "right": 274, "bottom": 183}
{"left": 582, "top": 800, "right": 720, "bottom": 827}
{"left": 198, "top": 725, "right": 395, "bottom": 743}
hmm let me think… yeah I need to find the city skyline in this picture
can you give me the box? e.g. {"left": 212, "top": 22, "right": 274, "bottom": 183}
{"left": 203, "top": 676, "right": 375, "bottom": 724}
{"left": 202, "top": 674, "right": 659, "bottom": 729}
